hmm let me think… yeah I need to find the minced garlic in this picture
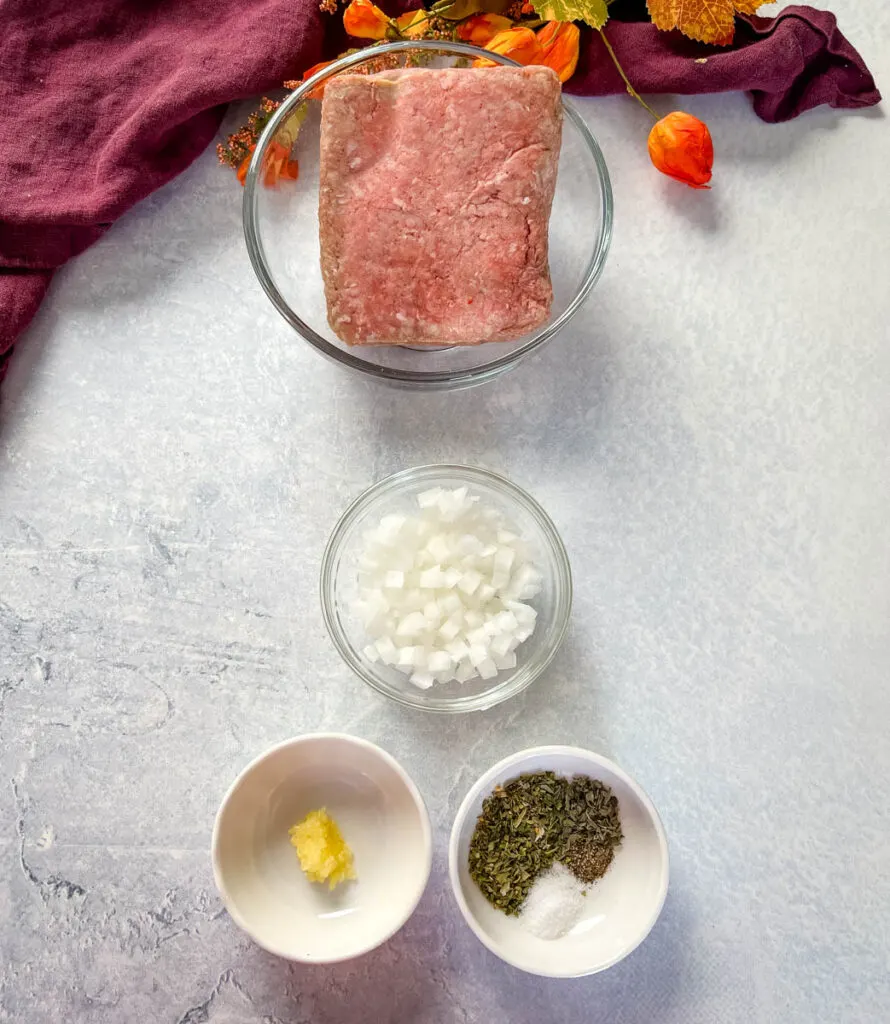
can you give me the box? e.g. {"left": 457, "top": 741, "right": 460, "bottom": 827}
{"left": 288, "top": 808, "right": 356, "bottom": 890}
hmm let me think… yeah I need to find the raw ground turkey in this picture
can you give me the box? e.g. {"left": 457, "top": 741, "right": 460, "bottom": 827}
{"left": 318, "top": 66, "right": 562, "bottom": 346}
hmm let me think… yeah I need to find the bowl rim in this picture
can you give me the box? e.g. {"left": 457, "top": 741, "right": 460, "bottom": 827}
{"left": 242, "top": 39, "right": 613, "bottom": 391}
{"left": 447, "top": 745, "right": 670, "bottom": 978}
{"left": 319, "top": 464, "right": 573, "bottom": 713}
{"left": 211, "top": 731, "right": 433, "bottom": 963}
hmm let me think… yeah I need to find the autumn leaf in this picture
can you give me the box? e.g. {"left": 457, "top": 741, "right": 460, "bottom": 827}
{"left": 530, "top": 0, "right": 609, "bottom": 30}
{"left": 647, "top": 0, "right": 768, "bottom": 46}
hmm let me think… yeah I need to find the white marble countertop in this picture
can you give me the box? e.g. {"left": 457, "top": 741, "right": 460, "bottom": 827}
{"left": 2, "top": 4, "right": 889, "bottom": 1020}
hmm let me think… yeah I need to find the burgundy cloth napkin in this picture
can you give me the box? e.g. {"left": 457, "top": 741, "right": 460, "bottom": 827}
{"left": 0, "top": 1, "right": 880, "bottom": 378}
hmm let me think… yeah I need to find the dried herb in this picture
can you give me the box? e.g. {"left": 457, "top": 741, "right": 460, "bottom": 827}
{"left": 565, "top": 837, "right": 614, "bottom": 883}
{"left": 563, "top": 774, "right": 623, "bottom": 866}
{"left": 468, "top": 771, "right": 622, "bottom": 914}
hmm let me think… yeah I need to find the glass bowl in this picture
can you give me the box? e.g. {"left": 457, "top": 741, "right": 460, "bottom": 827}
{"left": 243, "top": 40, "right": 613, "bottom": 391}
{"left": 320, "top": 465, "right": 572, "bottom": 713}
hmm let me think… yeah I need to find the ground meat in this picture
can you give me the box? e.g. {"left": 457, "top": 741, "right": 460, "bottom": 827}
{"left": 318, "top": 66, "right": 562, "bottom": 346}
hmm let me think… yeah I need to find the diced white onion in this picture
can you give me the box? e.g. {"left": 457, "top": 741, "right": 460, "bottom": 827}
{"left": 439, "top": 615, "right": 462, "bottom": 641}
{"left": 495, "top": 610, "right": 519, "bottom": 633}
{"left": 417, "top": 488, "right": 443, "bottom": 508}
{"left": 427, "top": 535, "right": 451, "bottom": 563}
{"left": 477, "top": 658, "right": 498, "bottom": 680}
{"left": 427, "top": 651, "right": 452, "bottom": 674}
{"left": 396, "top": 612, "right": 427, "bottom": 637}
{"left": 352, "top": 487, "right": 542, "bottom": 690}
{"left": 419, "top": 566, "right": 447, "bottom": 589}
{"left": 455, "top": 662, "right": 477, "bottom": 683}
{"left": 446, "top": 639, "right": 470, "bottom": 660}
{"left": 466, "top": 627, "right": 487, "bottom": 645}
{"left": 375, "top": 636, "right": 398, "bottom": 664}
{"left": 457, "top": 569, "right": 482, "bottom": 595}
{"left": 489, "top": 634, "right": 512, "bottom": 658}
{"left": 468, "top": 644, "right": 489, "bottom": 668}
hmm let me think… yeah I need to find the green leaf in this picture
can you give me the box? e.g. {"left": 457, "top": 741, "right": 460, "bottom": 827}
{"left": 430, "top": 0, "right": 513, "bottom": 20}
{"left": 531, "top": 0, "right": 609, "bottom": 29}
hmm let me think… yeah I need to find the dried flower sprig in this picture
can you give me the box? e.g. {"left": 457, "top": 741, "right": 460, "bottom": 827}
{"left": 216, "top": 97, "right": 281, "bottom": 170}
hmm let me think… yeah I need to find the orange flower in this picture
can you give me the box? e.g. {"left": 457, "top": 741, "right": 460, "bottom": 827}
{"left": 279, "top": 158, "right": 300, "bottom": 182}
{"left": 647, "top": 111, "right": 714, "bottom": 189}
{"left": 302, "top": 60, "right": 334, "bottom": 100}
{"left": 237, "top": 141, "right": 297, "bottom": 188}
{"left": 473, "top": 27, "right": 543, "bottom": 69}
{"left": 343, "top": 0, "right": 392, "bottom": 40}
{"left": 261, "top": 141, "right": 299, "bottom": 188}
{"left": 456, "top": 13, "right": 513, "bottom": 46}
{"left": 536, "top": 21, "right": 580, "bottom": 84}
{"left": 395, "top": 9, "right": 430, "bottom": 38}
{"left": 236, "top": 146, "right": 254, "bottom": 187}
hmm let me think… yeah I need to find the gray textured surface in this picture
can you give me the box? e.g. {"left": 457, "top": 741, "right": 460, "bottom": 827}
{"left": 2, "top": 6, "right": 889, "bottom": 1019}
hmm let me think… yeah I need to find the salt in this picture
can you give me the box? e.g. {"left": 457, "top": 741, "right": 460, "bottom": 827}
{"left": 518, "top": 862, "right": 585, "bottom": 940}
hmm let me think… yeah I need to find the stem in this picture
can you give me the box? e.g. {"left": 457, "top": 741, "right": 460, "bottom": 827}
{"left": 598, "top": 27, "right": 660, "bottom": 122}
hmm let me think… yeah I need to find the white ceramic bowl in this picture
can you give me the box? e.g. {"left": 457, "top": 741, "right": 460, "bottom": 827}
{"left": 212, "top": 733, "right": 432, "bottom": 962}
{"left": 448, "top": 746, "right": 669, "bottom": 977}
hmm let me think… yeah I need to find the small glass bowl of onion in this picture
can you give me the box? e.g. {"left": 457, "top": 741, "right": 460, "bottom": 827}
{"left": 320, "top": 465, "right": 572, "bottom": 713}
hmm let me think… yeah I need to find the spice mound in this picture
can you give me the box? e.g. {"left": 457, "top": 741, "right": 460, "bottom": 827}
{"left": 289, "top": 808, "right": 356, "bottom": 890}
{"left": 357, "top": 486, "right": 542, "bottom": 690}
{"left": 318, "top": 66, "right": 562, "bottom": 346}
{"left": 468, "top": 771, "right": 622, "bottom": 929}
{"left": 519, "top": 862, "right": 585, "bottom": 940}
